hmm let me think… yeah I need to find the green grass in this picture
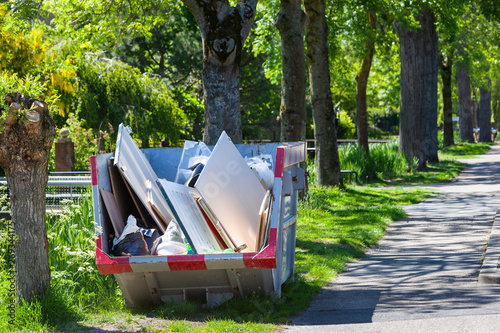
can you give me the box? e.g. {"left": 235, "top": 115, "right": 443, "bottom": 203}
{"left": 293, "top": 186, "right": 434, "bottom": 284}
{"left": 439, "top": 141, "right": 492, "bottom": 158}
{"left": 0, "top": 141, "right": 491, "bottom": 332}
{"left": 336, "top": 142, "right": 418, "bottom": 183}
{"left": 362, "top": 142, "right": 492, "bottom": 186}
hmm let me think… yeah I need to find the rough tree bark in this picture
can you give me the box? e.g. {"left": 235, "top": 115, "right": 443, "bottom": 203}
{"left": 472, "top": 91, "right": 479, "bottom": 130}
{"left": 438, "top": 49, "right": 454, "bottom": 147}
{"left": 355, "top": 10, "right": 377, "bottom": 155}
{"left": 304, "top": 0, "right": 341, "bottom": 186}
{"left": 456, "top": 66, "right": 474, "bottom": 142}
{"left": 275, "top": 0, "right": 308, "bottom": 141}
{"left": 394, "top": 7, "right": 439, "bottom": 171}
{"left": 0, "top": 93, "right": 56, "bottom": 303}
{"left": 181, "top": 0, "right": 257, "bottom": 145}
{"left": 479, "top": 76, "right": 492, "bottom": 142}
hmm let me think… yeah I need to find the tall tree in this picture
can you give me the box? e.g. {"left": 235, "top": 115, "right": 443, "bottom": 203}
{"left": 181, "top": 0, "right": 258, "bottom": 145}
{"left": 438, "top": 48, "right": 455, "bottom": 147}
{"left": 394, "top": 7, "right": 439, "bottom": 170}
{"left": 355, "top": 9, "right": 377, "bottom": 155}
{"left": 275, "top": 0, "right": 308, "bottom": 141}
{"left": 0, "top": 93, "right": 56, "bottom": 303}
{"left": 456, "top": 56, "right": 475, "bottom": 143}
{"left": 304, "top": 0, "right": 341, "bottom": 186}
{"left": 478, "top": 75, "right": 492, "bottom": 142}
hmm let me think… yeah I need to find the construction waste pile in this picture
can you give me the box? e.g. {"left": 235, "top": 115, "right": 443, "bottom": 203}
{"left": 100, "top": 125, "right": 274, "bottom": 257}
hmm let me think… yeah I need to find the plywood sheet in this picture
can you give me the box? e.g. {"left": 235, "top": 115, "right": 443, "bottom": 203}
{"left": 195, "top": 131, "right": 267, "bottom": 252}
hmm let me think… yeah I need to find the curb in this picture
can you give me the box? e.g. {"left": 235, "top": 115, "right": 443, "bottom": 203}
{"left": 479, "top": 208, "right": 500, "bottom": 284}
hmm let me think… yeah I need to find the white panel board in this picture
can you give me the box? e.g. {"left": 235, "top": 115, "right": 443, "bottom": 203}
{"left": 195, "top": 131, "right": 266, "bottom": 252}
{"left": 157, "top": 179, "right": 223, "bottom": 254}
{"left": 114, "top": 124, "right": 172, "bottom": 233}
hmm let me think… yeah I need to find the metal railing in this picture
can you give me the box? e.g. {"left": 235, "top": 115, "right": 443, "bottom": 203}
{"left": 0, "top": 172, "right": 91, "bottom": 213}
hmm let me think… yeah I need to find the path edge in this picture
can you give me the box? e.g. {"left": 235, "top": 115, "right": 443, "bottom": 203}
{"left": 479, "top": 208, "right": 500, "bottom": 284}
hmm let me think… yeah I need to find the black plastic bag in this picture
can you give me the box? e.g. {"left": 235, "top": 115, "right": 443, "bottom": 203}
{"left": 112, "top": 232, "right": 149, "bottom": 256}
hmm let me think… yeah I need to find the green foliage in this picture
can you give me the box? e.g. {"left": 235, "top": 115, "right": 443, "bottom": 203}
{"left": 0, "top": 72, "right": 47, "bottom": 104}
{"left": 0, "top": 192, "right": 120, "bottom": 332}
{"left": 440, "top": 142, "right": 492, "bottom": 157}
{"left": 336, "top": 110, "right": 357, "bottom": 139}
{"left": 0, "top": 72, "right": 59, "bottom": 134}
{"left": 48, "top": 113, "right": 98, "bottom": 171}
{"left": 338, "top": 142, "right": 418, "bottom": 181}
{"left": 370, "top": 108, "right": 399, "bottom": 135}
{"left": 108, "top": 4, "right": 202, "bottom": 83}
{"left": 73, "top": 54, "right": 187, "bottom": 147}
{"left": 253, "top": 2, "right": 281, "bottom": 85}
{"left": 0, "top": 184, "right": 9, "bottom": 211}
{"left": 0, "top": 4, "right": 47, "bottom": 76}
{"left": 46, "top": 194, "right": 119, "bottom": 313}
{"left": 240, "top": 45, "right": 281, "bottom": 141}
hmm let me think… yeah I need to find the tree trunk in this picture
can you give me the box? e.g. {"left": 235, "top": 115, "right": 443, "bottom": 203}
{"left": 394, "top": 7, "right": 439, "bottom": 171}
{"left": 472, "top": 89, "right": 479, "bottom": 130}
{"left": 0, "top": 93, "right": 56, "bottom": 303}
{"left": 438, "top": 50, "right": 454, "bottom": 147}
{"left": 455, "top": 45, "right": 474, "bottom": 143}
{"left": 479, "top": 76, "right": 492, "bottom": 142}
{"left": 276, "top": 0, "right": 308, "bottom": 141}
{"left": 304, "top": 0, "right": 341, "bottom": 186}
{"left": 181, "top": 0, "right": 257, "bottom": 145}
{"left": 356, "top": 10, "right": 377, "bottom": 155}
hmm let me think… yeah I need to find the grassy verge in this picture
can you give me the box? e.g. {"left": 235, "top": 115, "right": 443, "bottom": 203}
{"left": 0, "top": 142, "right": 492, "bottom": 332}
{"left": 364, "top": 142, "right": 492, "bottom": 186}
{"left": 440, "top": 141, "right": 492, "bottom": 158}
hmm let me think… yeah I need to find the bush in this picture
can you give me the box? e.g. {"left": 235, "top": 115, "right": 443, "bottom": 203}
{"left": 74, "top": 54, "right": 187, "bottom": 148}
{"left": 339, "top": 142, "right": 417, "bottom": 182}
{"left": 337, "top": 110, "right": 356, "bottom": 139}
{"left": 370, "top": 108, "right": 399, "bottom": 135}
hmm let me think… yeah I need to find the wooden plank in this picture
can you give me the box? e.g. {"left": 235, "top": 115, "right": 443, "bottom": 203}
{"left": 107, "top": 160, "right": 138, "bottom": 223}
{"left": 195, "top": 198, "right": 228, "bottom": 250}
{"left": 99, "top": 188, "right": 125, "bottom": 237}
{"left": 119, "top": 169, "right": 156, "bottom": 230}
{"left": 149, "top": 202, "right": 169, "bottom": 231}
{"left": 256, "top": 190, "right": 272, "bottom": 251}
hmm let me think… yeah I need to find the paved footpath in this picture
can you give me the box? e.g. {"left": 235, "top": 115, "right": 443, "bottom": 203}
{"left": 284, "top": 144, "right": 500, "bottom": 333}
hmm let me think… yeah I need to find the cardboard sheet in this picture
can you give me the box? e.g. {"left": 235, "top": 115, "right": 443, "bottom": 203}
{"left": 195, "top": 131, "right": 267, "bottom": 252}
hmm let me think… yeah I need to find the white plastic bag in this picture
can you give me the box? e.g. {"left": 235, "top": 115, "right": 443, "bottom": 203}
{"left": 112, "top": 215, "right": 141, "bottom": 249}
{"left": 246, "top": 155, "right": 274, "bottom": 190}
{"left": 150, "top": 220, "right": 188, "bottom": 256}
{"left": 175, "top": 141, "right": 212, "bottom": 185}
